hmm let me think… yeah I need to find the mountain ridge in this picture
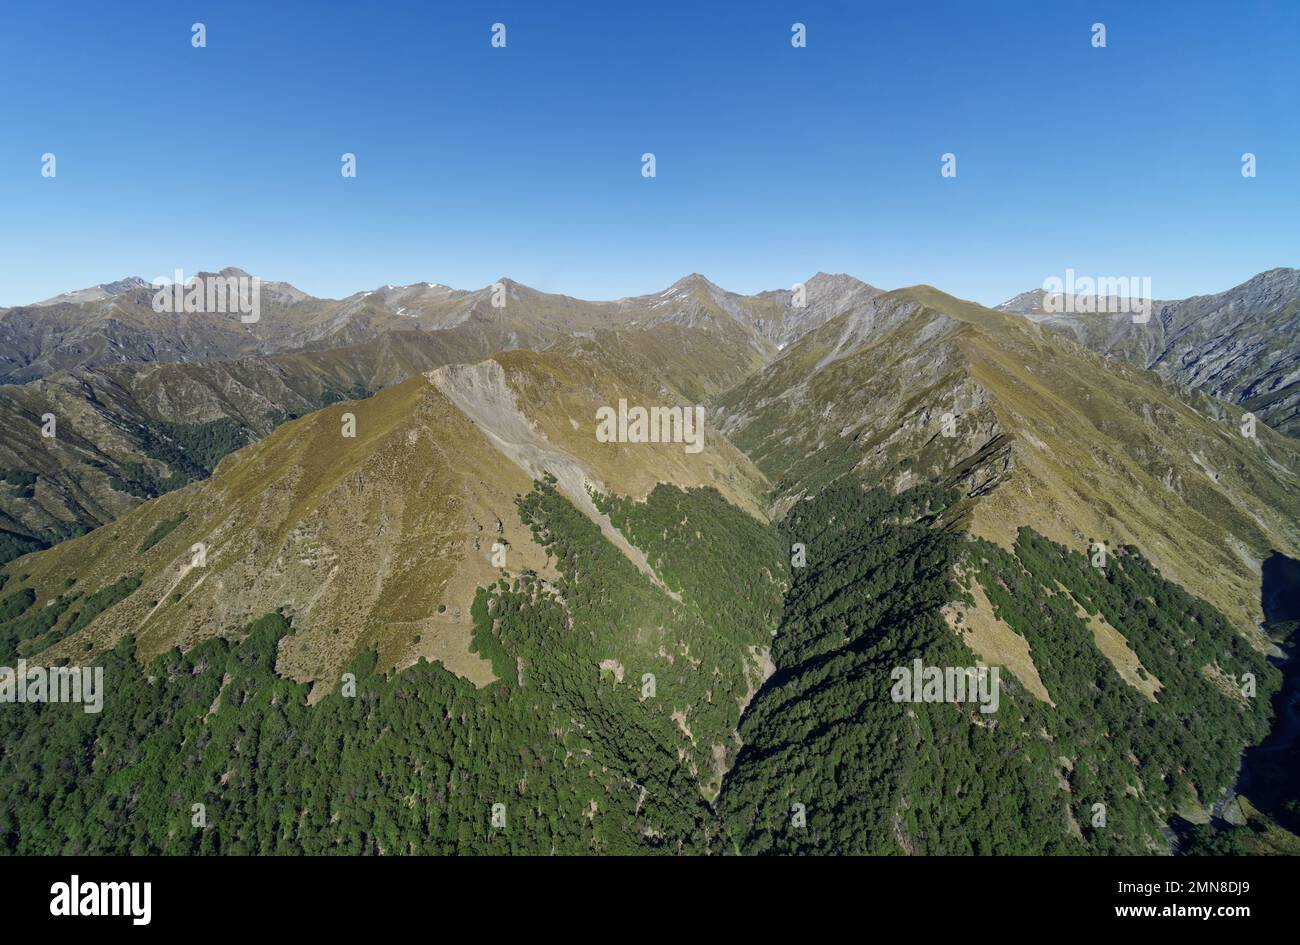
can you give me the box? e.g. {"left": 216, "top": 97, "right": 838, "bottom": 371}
{"left": 997, "top": 267, "right": 1300, "bottom": 435}
{"left": 718, "top": 284, "right": 1300, "bottom": 652}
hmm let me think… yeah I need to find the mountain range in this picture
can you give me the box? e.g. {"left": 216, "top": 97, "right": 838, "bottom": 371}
{"left": 0, "top": 265, "right": 1297, "bottom": 855}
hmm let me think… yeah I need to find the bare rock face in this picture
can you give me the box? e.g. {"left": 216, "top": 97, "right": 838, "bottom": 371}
{"left": 999, "top": 268, "right": 1300, "bottom": 436}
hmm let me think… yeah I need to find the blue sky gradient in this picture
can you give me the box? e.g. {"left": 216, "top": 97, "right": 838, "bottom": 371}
{"left": 1, "top": 0, "right": 1296, "bottom": 305}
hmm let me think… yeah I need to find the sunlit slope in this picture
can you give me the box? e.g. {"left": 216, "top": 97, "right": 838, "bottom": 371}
{"left": 718, "top": 286, "right": 1300, "bottom": 642}
{"left": 0, "top": 330, "right": 499, "bottom": 559}
{"left": 4, "top": 347, "right": 772, "bottom": 697}
{"left": 1000, "top": 268, "right": 1300, "bottom": 436}
{"left": 4, "top": 377, "right": 535, "bottom": 690}
{"left": 477, "top": 348, "right": 770, "bottom": 518}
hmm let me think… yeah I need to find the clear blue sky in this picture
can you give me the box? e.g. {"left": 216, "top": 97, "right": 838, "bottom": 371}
{"left": 1, "top": 0, "right": 1296, "bottom": 306}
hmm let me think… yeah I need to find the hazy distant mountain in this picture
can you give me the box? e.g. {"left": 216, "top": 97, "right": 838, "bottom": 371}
{"left": 0, "top": 268, "right": 864, "bottom": 386}
{"left": 33, "top": 276, "right": 152, "bottom": 307}
{"left": 998, "top": 268, "right": 1300, "bottom": 436}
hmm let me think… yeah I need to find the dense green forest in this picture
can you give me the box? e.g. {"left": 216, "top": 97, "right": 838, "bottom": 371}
{"left": 0, "top": 478, "right": 1285, "bottom": 854}
{"left": 966, "top": 533, "right": 1278, "bottom": 852}
{"left": 108, "top": 418, "right": 251, "bottom": 499}
{"left": 0, "top": 481, "right": 783, "bottom": 853}
{"left": 717, "top": 483, "right": 1072, "bottom": 853}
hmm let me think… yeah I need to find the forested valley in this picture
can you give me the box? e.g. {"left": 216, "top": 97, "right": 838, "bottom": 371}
{"left": 0, "top": 477, "right": 1286, "bottom": 854}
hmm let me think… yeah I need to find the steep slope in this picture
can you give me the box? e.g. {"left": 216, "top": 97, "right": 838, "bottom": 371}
{"left": 33, "top": 276, "right": 152, "bottom": 307}
{"left": 577, "top": 272, "right": 880, "bottom": 400}
{"left": 718, "top": 286, "right": 1300, "bottom": 648}
{"left": 3, "top": 473, "right": 1280, "bottom": 854}
{"left": 0, "top": 348, "right": 771, "bottom": 701}
{"left": 0, "top": 269, "right": 317, "bottom": 381}
{"left": 749, "top": 272, "right": 882, "bottom": 349}
{"left": 717, "top": 482, "right": 1280, "bottom": 854}
{"left": 0, "top": 470, "right": 790, "bottom": 852}
{"left": 466, "top": 348, "right": 770, "bottom": 519}
{"left": 0, "top": 331, "right": 473, "bottom": 563}
{"left": 999, "top": 268, "right": 1300, "bottom": 436}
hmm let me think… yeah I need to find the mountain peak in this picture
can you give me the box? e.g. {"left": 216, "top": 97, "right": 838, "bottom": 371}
{"left": 1230, "top": 266, "right": 1300, "bottom": 299}
{"left": 668, "top": 273, "right": 719, "bottom": 292}
{"left": 995, "top": 288, "right": 1050, "bottom": 315}
{"left": 32, "top": 276, "right": 148, "bottom": 307}
{"left": 805, "top": 271, "right": 867, "bottom": 289}
{"left": 490, "top": 276, "right": 544, "bottom": 296}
